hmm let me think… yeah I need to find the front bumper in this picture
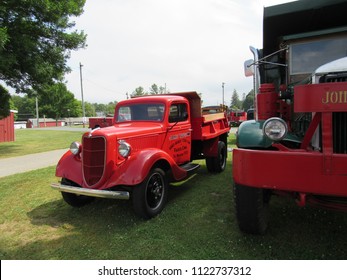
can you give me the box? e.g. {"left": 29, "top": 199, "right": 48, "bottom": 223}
{"left": 51, "top": 183, "right": 130, "bottom": 200}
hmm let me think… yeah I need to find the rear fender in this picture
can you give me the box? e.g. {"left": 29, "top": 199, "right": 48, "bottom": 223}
{"left": 106, "top": 149, "right": 187, "bottom": 187}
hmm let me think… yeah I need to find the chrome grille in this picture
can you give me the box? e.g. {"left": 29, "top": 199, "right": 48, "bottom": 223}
{"left": 82, "top": 136, "right": 106, "bottom": 186}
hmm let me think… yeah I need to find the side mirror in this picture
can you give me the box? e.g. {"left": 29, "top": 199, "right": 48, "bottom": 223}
{"left": 244, "top": 59, "right": 255, "bottom": 77}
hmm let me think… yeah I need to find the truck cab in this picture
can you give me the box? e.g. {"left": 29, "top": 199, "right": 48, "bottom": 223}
{"left": 233, "top": 0, "right": 347, "bottom": 234}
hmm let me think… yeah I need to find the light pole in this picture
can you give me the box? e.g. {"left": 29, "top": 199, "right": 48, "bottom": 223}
{"left": 79, "top": 62, "right": 86, "bottom": 128}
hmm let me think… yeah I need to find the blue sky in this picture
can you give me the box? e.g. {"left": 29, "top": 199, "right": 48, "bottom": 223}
{"left": 66, "top": 0, "right": 294, "bottom": 106}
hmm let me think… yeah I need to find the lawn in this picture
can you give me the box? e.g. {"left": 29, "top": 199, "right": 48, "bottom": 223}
{"left": 1, "top": 132, "right": 347, "bottom": 259}
{"left": 0, "top": 129, "right": 84, "bottom": 158}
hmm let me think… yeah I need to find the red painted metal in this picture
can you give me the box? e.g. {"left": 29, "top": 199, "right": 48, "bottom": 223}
{"left": 295, "top": 82, "right": 347, "bottom": 112}
{"left": 0, "top": 112, "right": 15, "bottom": 143}
{"left": 257, "top": 83, "right": 278, "bottom": 120}
{"left": 233, "top": 148, "right": 347, "bottom": 197}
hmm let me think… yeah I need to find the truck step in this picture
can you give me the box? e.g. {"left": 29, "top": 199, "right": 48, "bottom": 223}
{"left": 179, "top": 163, "right": 200, "bottom": 174}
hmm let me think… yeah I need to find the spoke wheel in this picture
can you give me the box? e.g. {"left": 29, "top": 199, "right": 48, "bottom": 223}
{"left": 206, "top": 141, "right": 227, "bottom": 173}
{"left": 133, "top": 168, "right": 168, "bottom": 219}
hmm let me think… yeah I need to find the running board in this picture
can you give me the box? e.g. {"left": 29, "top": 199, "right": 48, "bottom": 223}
{"left": 179, "top": 163, "right": 200, "bottom": 175}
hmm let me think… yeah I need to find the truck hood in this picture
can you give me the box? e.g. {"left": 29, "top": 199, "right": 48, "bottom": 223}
{"left": 85, "top": 122, "right": 165, "bottom": 139}
{"left": 314, "top": 57, "right": 347, "bottom": 75}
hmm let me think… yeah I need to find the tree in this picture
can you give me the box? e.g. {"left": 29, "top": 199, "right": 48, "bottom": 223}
{"left": 0, "top": 0, "right": 87, "bottom": 117}
{"left": 0, "top": 85, "right": 10, "bottom": 119}
{"left": 131, "top": 86, "right": 146, "bottom": 97}
{"left": 242, "top": 89, "right": 255, "bottom": 111}
{"left": 230, "top": 89, "right": 242, "bottom": 110}
{"left": 11, "top": 94, "right": 36, "bottom": 120}
{"left": 149, "top": 84, "right": 159, "bottom": 95}
{"left": 39, "top": 82, "right": 80, "bottom": 121}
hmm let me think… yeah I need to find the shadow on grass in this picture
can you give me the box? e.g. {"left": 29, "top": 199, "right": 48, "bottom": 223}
{"left": 6, "top": 156, "right": 347, "bottom": 260}
{"left": 0, "top": 144, "right": 22, "bottom": 158}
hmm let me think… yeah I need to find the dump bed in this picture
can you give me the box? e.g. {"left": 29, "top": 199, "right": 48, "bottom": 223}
{"left": 169, "top": 92, "right": 229, "bottom": 140}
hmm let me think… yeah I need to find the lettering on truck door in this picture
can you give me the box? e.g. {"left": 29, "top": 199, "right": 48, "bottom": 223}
{"left": 167, "top": 103, "right": 191, "bottom": 165}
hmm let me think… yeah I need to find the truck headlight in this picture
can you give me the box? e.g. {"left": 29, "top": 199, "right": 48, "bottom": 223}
{"left": 70, "top": 141, "right": 81, "bottom": 155}
{"left": 118, "top": 140, "right": 131, "bottom": 158}
{"left": 263, "top": 117, "right": 288, "bottom": 141}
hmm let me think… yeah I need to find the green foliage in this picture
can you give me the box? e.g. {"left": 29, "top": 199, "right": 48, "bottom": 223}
{"left": 131, "top": 84, "right": 168, "bottom": 97}
{"left": 242, "top": 89, "right": 254, "bottom": 111}
{"left": 0, "top": 0, "right": 86, "bottom": 94}
{"left": 131, "top": 86, "right": 146, "bottom": 97}
{"left": 149, "top": 83, "right": 167, "bottom": 95}
{"left": 230, "top": 89, "right": 242, "bottom": 110}
{"left": 38, "top": 82, "right": 80, "bottom": 120}
{"left": 93, "top": 101, "right": 117, "bottom": 116}
{"left": 0, "top": 85, "right": 10, "bottom": 119}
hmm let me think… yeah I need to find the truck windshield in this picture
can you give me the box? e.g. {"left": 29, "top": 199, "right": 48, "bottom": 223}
{"left": 290, "top": 36, "right": 347, "bottom": 75}
{"left": 116, "top": 103, "right": 165, "bottom": 122}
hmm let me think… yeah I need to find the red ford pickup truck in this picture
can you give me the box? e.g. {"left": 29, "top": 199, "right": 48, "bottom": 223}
{"left": 51, "top": 92, "right": 229, "bottom": 218}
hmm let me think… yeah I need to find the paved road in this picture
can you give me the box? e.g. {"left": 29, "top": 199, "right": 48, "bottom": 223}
{"left": 0, "top": 148, "right": 67, "bottom": 178}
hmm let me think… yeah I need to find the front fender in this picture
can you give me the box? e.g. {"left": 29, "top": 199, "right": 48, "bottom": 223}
{"left": 237, "top": 120, "right": 302, "bottom": 149}
{"left": 105, "top": 148, "right": 187, "bottom": 187}
{"left": 55, "top": 150, "right": 84, "bottom": 186}
{"left": 236, "top": 120, "right": 272, "bottom": 148}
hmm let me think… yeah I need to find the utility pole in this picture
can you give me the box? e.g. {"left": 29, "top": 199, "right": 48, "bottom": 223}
{"left": 79, "top": 62, "right": 86, "bottom": 128}
{"left": 36, "top": 96, "right": 39, "bottom": 128}
{"left": 222, "top": 82, "right": 225, "bottom": 108}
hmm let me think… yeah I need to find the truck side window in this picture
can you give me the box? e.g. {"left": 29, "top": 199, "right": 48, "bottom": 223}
{"left": 169, "top": 103, "right": 188, "bottom": 123}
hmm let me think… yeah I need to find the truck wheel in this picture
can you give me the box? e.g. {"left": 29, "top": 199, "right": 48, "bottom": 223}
{"left": 234, "top": 183, "right": 270, "bottom": 235}
{"left": 206, "top": 141, "right": 227, "bottom": 173}
{"left": 132, "top": 167, "right": 168, "bottom": 219}
{"left": 60, "top": 178, "right": 95, "bottom": 208}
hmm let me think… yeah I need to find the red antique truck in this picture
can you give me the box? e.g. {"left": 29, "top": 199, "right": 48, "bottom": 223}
{"left": 88, "top": 116, "right": 114, "bottom": 129}
{"left": 228, "top": 110, "right": 247, "bottom": 127}
{"left": 233, "top": 0, "right": 347, "bottom": 234}
{"left": 52, "top": 92, "right": 229, "bottom": 218}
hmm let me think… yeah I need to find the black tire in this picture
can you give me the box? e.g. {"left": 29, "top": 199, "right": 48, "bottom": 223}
{"left": 61, "top": 178, "right": 95, "bottom": 208}
{"left": 206, "top": 141, "right": 227, "bottom": 173}
{"left": 132, "top": 167, "right": 168, "bottom": 219}
{"left": 234, "top": 183, "right": 270, "bottom": 235}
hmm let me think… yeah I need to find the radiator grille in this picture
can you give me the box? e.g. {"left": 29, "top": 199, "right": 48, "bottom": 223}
{"left": 333, "top": 112, "right": 347, "bottom": 154}
{"left": 320, "top": 73, "right": 347, "bottom": 154}
{"left": 82, "top": 136, "right": 106, "bottom": 186}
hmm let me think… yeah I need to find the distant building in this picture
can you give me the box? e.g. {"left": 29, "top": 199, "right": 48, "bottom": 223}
{"left": 27, "top": 118, "right": 65, "bottom": 128}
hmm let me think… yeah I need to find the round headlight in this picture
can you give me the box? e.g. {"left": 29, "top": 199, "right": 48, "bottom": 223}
{"left": 263, "top": 117, "right": 288, "bottom": 141}
{"left": 70, "top": 141, "right": 81, "bottom": 155}
{"left": 118, "top": 140, "right": 131, "bottom": 158}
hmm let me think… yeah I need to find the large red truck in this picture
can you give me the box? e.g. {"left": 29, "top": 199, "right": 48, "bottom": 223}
{"left": 233, "top": 0, "right": 347, "bottom": 234}
{"left": 52, "top": 92, "right": 229, "bottom": 218}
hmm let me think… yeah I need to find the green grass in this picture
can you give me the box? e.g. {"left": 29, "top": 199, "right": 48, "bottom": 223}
{"left": 1, "top": 133, "right": 347, "bottom": 259}
{"left": 0, "top": 129, "right": 84, "bottom": 158}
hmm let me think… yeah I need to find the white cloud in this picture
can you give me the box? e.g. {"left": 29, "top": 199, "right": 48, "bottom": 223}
{"left": 66, "top": 0, "right": 294, "bottom": 106}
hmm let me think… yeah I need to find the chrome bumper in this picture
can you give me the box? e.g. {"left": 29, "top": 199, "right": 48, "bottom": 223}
{"left": 51, "top": 183, "right": 130, "bottom": 200}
